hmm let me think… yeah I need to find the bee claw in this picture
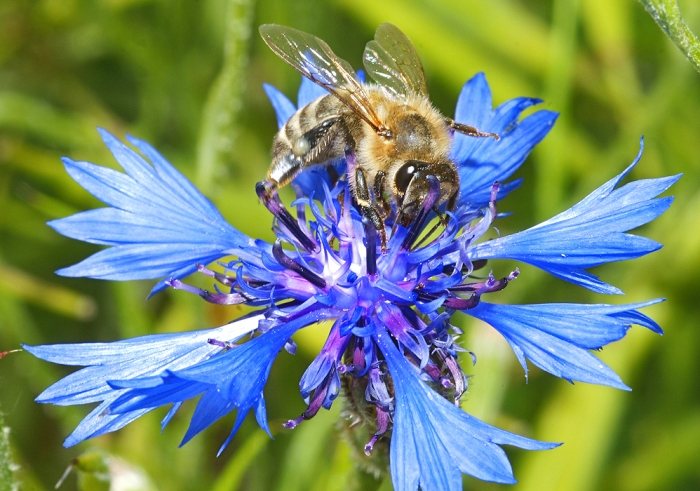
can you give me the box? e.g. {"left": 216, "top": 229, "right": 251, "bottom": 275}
{"left": 380, "top": 230, "right": 388, "bottom": 255}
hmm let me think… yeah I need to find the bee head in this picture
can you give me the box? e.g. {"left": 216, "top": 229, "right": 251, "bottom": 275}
{"left": 394, "top": 159, "right": 459, "bottom": 225}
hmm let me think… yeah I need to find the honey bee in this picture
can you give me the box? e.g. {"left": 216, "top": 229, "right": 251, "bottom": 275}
{"left": 260, "top": 23, "right": 498, "bottom": 247}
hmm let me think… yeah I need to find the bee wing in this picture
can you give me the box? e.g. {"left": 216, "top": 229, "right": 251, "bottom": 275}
{"left": 259, "top": 24, "right": 385, "bottom": 133}
{"left": 363, "top": 23, "right": 429, "bottom": 98}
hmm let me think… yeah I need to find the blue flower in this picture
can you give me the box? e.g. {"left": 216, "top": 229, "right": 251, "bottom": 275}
{"left": 26, "top": 73, "right": 678, "bottom": 490}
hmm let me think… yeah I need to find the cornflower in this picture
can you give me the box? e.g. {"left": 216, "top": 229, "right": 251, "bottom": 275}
{"left": 25, "top": 73, "right": 678, "bottom": 490}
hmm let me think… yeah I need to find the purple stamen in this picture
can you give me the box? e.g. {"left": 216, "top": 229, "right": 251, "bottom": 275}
{"left": 283, "top": 416, "right": 304, "bottom": 429}
{"left": 364, "top": 405, "right": 389, "bottom": 456}
{"left": 416, "top": 290, "right": 480, "bottom": 311}
{"left": 167, "top": 279, "right": 246, "bottom": 305}
{"left": 272, "top": 240, "right": 327, "bottom": 289}
{"left": 423, "top": 362, "right": 443, "bottom": 383}
{"left": 196, "top": 264, "right": 235, "bottom": 286}
{"left": 207, "top": 338, "right": 237, "bottom": 350}
{"left": 449, "top": 270, "right": 518, "bottom": 293}
{"left": 256, "top": 181, "right": 318, "bottom": 252}
{"left": 285, "top": 372, "right": 333, "bottom": 429}
{"left": 439, "top": 350, "right": 466, "bottom": 403}
{"left": 444, "top": 295, "right": 480, "bottom": 310}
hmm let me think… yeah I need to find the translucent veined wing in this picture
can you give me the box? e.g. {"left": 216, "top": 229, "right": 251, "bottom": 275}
{"left": 259, "top": 24, "right": 386, "bottom": 134}
{"left": 363, "top": 23, "right": 429, "bottom": 98}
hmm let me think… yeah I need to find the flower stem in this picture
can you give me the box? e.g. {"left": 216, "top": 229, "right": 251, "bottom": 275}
{"left": 639, "top": 0, "right": 700, "bottom": 73}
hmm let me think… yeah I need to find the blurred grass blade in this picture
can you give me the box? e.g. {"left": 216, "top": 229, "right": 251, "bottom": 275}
{"left": 0, "top": 412, "right": 14, "bottom": 491}
{"left": 196, "top": 0, "right": 255, "bottom": 193}
{"left": 275, "top": 406, "right": 338, "bottom": 491}
{"left": 0, "top": 92, "right": 95, "bottom": 148}
{"left": 375, "top": 477, "right": 392, "bottom": 491}
{"left": 334, "top": 0, "right": 537, "bottom": 98}
{"left": 0, "top": 263, "right": 96, "bottom": 321}
{"left": 534, "top": 0, "right": 579, "bottom": 221}
{"left": 211, "top": 431, "right": 270, "bottom": 491}
{"left": 639, "top": 0, "right": 700, "bottom": 72}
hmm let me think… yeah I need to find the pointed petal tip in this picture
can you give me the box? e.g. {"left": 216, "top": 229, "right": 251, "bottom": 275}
{"left": 544, "top": 440, "right": 564, "bottom": 450}
{"left": 125, "top": 133, "right": 144, "bottom": 147}
{"left": 54, "top": 266, "right": 80, "bottom": 278}
{"left": 148, "top": 279, "right": 170, "bottom": 298}
{"left": 60, "top": 156, "right": 76, "bottom": 168}
{"left": 97, "top": 127, "right": 119, "bottom": 145}
{"left": 63, "top": 434, "right": 81, "bottom": 448}
{"left": 470, "top": 71, "right": 487, "bottom": 83}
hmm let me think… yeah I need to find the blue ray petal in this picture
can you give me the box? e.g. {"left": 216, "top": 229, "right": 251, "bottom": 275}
{"left": 23, "top": 315, "right": 262, "bottom": 445}
{"left": 297, "top": 75, "right": 329, "bottom": 108}
{"left": 105, "top": 309, "right": 333, "bottom": 448}
{"left": 465, "top": 300, "right": 663, "bottom": 389}
{"left": 451, "top": 73, "right": 558, "bottom": 207}
{"left": 374, "top": 330, "right": 558, "bottom": 491}
{"left": 467, "top": 140, "right": 681, "bottom": 294}
{"left": 263, "top": 83, "right": 296, "bottom": 128}
{"left": 24, "top": 315, "right": 262, "bottom": 404}
{"left": 48, "top": 129, "right": 254, "bottom": 295}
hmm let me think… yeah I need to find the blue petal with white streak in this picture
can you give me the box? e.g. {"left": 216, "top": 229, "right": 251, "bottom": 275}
{"left": 105, "top": 309, "right": 333, "bottom": 451}
{"left": 22, "top": 314, "right": 261, "bottom": 446}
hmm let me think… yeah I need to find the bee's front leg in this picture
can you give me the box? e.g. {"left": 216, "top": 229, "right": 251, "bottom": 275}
{"left": 372, "top": 171, "right": 392, "bottom": 219}
{"left": 355, "top": 167, "right": 388, "bottom": 253}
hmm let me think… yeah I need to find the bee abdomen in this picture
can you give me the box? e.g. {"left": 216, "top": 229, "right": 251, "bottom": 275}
{"left": 282, "top": 95, "right": 339, "bottom": 142}
{"left": 269, "top": 95, "right": 347, "bottom": 187}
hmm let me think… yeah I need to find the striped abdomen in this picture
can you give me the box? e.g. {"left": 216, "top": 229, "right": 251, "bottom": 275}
{"left": 268, "top": 95, "right": 353, "bottom": 187}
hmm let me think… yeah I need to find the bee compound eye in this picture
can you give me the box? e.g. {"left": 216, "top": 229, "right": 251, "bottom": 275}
{"left": 395, "top": 160, "right": 423, "bottom": 193}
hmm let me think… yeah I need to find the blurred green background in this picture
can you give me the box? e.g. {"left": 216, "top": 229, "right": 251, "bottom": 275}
{"left": 1, "top": 0, "right": 699, "bottom": 490}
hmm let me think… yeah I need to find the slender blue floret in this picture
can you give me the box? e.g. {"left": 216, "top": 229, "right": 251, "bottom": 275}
{"left": 28, "top": 73, "right": 677, "bottom": 491}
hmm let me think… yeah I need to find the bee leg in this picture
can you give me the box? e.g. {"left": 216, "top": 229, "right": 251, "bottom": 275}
{"left": 355, "top": 167, "right": 388, "bottom": 253}
{"left": 446, "top": 118, "right": 500, "bottom": 141}
{"left": 446, "top": 190, "right": 458, "bottom": 213}
{"left": 373, "top": 171, "right": 391, "bottom": 219}
{"left": 432, "top": 206, "right": 447, "bottom": 225}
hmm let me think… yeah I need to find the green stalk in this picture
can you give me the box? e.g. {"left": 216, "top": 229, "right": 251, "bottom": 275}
{"left": 640, "top": 0, "right": 700, "bottom": 72}
{"left": 196, "top": 0, "right": 254, "bottom": 194}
